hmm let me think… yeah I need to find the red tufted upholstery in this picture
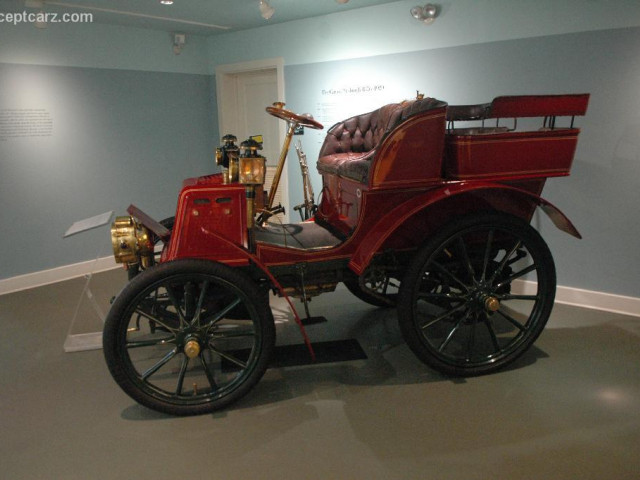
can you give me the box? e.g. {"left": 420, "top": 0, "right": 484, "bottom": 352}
{"left": 318, "top": 103, "right": 404, "bottom": 157}
{"left": 317, "top": 97, "right": 447, "bottom": 183}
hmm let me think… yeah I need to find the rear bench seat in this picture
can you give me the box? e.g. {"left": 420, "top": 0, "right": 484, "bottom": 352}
{"left": 317, "top": 97, "right": 447, "bottom": 184}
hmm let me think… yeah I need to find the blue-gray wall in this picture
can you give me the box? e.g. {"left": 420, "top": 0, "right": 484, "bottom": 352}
{"left": 0, "top": 21, "right": 210, "bottom": 74}
{"left": 1, "top": 0, "right": 639, "bottom": 301}
{"left": 0, "top": 63, "right": 215, "bottom": 278}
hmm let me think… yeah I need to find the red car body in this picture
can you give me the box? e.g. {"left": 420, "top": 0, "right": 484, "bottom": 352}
{"left": 104, "top": 93, "right": 590, "bottom": 416}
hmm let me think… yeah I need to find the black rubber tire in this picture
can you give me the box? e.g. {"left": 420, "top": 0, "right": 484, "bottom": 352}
{"left": 103, "top": 258, "right": 275, "bottom": 416}
{"left": 398, "top": 213, "right": 556, "bottom": 376}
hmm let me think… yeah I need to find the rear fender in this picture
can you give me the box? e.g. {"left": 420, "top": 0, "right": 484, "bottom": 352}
{"left": 348, "top": 182, "right": 581, "bottom": 275}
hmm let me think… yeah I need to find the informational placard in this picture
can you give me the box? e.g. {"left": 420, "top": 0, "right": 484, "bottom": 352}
{"left": 0, "top": 108, "right": 53, "bottom": 141}
{"left": 315, "top": 83, "right": 387, "bottom": 138}
{"left": 63, "top": 211, "right": 114, "bottom": 238}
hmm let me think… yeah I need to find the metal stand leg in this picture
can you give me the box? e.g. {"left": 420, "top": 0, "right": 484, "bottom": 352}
{"left": 296, "top": 263, "right": 328, "bottom": 325}
{"left": 62, "top": 211, "right": 113, "bottom": 352}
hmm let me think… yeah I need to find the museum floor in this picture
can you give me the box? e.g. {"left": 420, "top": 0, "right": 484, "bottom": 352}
{"left": 1, "top": 269, "right": 639, "bottom": 480}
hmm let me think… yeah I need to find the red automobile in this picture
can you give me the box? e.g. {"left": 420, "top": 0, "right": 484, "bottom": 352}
{"left": 104, "top": 92, "right": 589, "bottom": 415}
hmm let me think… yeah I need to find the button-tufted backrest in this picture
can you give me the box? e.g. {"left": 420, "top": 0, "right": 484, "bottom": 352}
{"left": 318, "top": 103, "right": 404, "bottom": 157}
{"left": 318, "top": 97, "right": 447, "bottom": 158}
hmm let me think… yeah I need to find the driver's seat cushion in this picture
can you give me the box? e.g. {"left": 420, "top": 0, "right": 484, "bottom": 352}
{"left": 317, "top": 97, "right": 446, "bottom": 183}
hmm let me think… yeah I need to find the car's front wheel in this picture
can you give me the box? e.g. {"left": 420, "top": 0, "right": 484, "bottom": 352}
{"left": 103, "top": 258, "right": 275, "bottom": 415}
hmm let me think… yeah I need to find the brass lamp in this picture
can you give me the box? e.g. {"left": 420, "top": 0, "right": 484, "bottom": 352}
{"left": 239, "top": 156, "right": 266, "bottom": 185}
{"left": 239, "top": 136, "right": 266, "bottom": 185}
{"left": 239, "top": 137, "right": 267, "bottom": 228}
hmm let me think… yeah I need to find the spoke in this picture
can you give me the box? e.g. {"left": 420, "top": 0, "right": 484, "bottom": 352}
{"left": 465, "top": 314, "right": 477, "bottom": 362}
{"left": 192, "top": 280, "right": 210, "bottom": 326}
{"left": 481, "top": 229, "right": 494, "bottom": 282}
{"left": 456, "top": 236, "right": 476, "bottom": 282}
{"left": 165, "top": 284, "right": 188, "bottom": 328}
{"left": 495, "top": 263, "right": 538, "bottom": 290}
{"left": 438, "top": 310, "right": 471, "bottom": 352}
{"left": 210, "top": 326, "right": 255, "bottom": 339}
{"left": 134, "top": 308, "right": 179, "bottom": 334}
{"left": 431, "top": 260, "right": 470, "bottom": 292}
{"left": 488, "top": 240, "right": 522, "bottom": 285}
{"left": 141, "top": 348, "right": 178, "bottom": 381}
{"left": 126, "top": 336, "right": 174, "bottom": 348}
{"left": 199, "top": 354, "right": 218, "bottom": 391}
{"left": 381, "top": 276, "right": 390, "bottom": 295}
{"left": 420, "top": 301, "right": 469, "bottom": 330}
{"left": 496, "top": 294, "right": 538, "bottom": 301}
{"left": 183, "top": 282, "right": 197, "bottom": 324}
{"left": 176, "top": 355, "right": 190, "bottom": 395}
{"left": 496, "top": 308, "right": 527, "bottom": 332}
{"left": 417, "top": 291, "right": 466, "bottom": 302}
{"left": 204, "top": 297, "right": 242, "bottom": 333}
{"left": 483, "top": 317, "right": 501, "bottom": 353}
{"left": 209, "top": 346, "right": 248, "bottom": 369}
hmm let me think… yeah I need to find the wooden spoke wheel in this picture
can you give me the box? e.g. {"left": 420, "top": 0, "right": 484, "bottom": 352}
{"left": 104, "top": 259, "right": 275, "bottom": 416}
{"left": 398, "top": 213, "right": 556, "bottom": 376}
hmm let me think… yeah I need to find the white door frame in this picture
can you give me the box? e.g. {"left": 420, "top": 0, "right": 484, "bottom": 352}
{"left": 215, "top": 58, "right": 289, "bottom": 221}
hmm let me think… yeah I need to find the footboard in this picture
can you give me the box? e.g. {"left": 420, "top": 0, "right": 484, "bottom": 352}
{"left": 444, "top": 94, "right": 589, "bottom": 180}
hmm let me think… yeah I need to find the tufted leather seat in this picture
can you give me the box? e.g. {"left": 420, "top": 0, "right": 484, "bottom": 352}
{"left": 317, "top": 97, "right": 447, "bottom": 183}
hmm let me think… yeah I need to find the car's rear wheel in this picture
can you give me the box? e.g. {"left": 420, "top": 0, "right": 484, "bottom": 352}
{"left": 344, "top": 265, "right": 399, "bottom": 307}
{"left": 398, "top": 213, "right": 556, "bottom": 376}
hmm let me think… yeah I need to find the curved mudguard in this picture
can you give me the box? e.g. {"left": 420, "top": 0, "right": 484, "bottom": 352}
{"left": 348, "top": 182, "right": 581, "bottom": 276}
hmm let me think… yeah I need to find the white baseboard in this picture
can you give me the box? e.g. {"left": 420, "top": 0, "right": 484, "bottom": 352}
{"left": 1, "top": 260, "right": 639, "bottom": 318}
{"left": 0, "top": 256, "right": 118, "bottom": 296}
{"left": 513, "top": 280, "right": 640, "bottom": 318}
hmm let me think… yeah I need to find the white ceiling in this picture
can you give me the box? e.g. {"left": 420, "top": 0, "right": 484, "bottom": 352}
{"left": 2, "top": 0, "right": 403, "bottom": 36}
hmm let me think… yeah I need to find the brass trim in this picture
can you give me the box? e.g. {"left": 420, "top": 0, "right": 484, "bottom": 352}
{"left": 184, "top": 339, "right": 201, "bottom": 359}
{"left": 484, "top": 296, "right": 500, "bottom": 312}
{"left": 110, "top": 215, "right": 153, "bottom": 265}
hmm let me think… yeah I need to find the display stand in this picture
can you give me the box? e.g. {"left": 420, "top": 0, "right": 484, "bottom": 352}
{"left": 63, "top": 211, "right": 113, "bottom": 353}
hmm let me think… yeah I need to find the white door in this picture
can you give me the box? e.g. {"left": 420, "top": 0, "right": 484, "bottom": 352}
{"left": 235, "top": 71, "right": 279, "bottom": 167}
{"left": 216, "top": 59, "right": 288, "bottom": 222}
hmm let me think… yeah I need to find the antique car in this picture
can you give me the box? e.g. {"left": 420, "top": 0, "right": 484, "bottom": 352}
{"left": 104, "top": 92, "right": 590, "bottom": 415}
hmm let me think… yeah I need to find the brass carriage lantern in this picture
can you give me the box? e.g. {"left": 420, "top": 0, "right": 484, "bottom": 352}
{"left": 239, "top": 136, "right": 267, "bottom": 227}
{"left": 239, "top": 156, "right": 266, "bottom": 185}
{"left": 239, "top": 137, "right": 266, "bottom": 185}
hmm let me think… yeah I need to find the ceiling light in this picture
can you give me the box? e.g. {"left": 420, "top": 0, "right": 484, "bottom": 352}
{"left": 410, "top": 3, "right": 438, "bottom": 25}
{"left": 259, "top": 0, "right": 274, "bottom": 20}
{"left": 160, "top": 0, "right": 174, "bottom": 4}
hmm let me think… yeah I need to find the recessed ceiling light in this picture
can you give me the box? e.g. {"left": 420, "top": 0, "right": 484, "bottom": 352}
{"left": 410, "top": 3, "right": 438, "bottom": 25}
{"left": 160, "top": 0, "right": 174, "bottom": 5}
{"left": 259, "top": 0, "right": 274, "bottom": 20}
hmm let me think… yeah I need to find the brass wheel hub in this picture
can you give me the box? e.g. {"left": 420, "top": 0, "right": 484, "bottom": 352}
{"left": 484, "top": 296, "right": 500, "bottom": 313}
{"left": 184, "top": 339, "right": 201, "bottom": 359}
